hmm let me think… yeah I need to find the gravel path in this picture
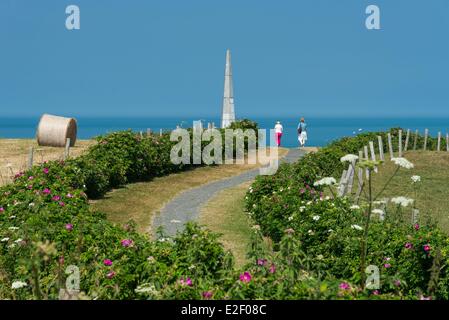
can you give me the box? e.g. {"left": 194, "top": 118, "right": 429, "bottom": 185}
{"left": 151, "top": 148, "right": 305, "bottom": 238}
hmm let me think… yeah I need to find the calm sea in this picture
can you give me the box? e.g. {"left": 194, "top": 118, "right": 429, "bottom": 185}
{"left": 1, "top": 116, "right": 448, "bottom": 148}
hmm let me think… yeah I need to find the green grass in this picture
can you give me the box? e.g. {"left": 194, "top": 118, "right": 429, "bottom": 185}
{"left": 199, "top": 182, "right": 254, "bottom": 267}
{"left": 370, "top": 151, "right": 449, "bottom": 232}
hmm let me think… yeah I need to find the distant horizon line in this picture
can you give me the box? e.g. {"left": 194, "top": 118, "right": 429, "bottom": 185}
{"left": 2, "top": 114, "right": 449, "bottom": 119}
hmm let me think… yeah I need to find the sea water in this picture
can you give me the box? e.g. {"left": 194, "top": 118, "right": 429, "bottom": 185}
{"left": 0, "top": 116, "right": 448, "bottom": 148}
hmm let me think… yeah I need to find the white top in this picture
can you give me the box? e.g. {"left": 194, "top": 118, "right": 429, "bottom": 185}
{"left": 274, "top": 123, "right": 283, "bottom": 133}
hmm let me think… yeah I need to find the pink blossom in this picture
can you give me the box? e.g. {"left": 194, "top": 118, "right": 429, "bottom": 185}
{"left": 0, "top": 207, "right": 4, "bottom": 213}
{"left": 121, "top": 239, "right": 133, "bottom": 247}
{"left": 66, "top": 193, "right": 74, "bottom": 198}
{"left": 384, "top": 257, "right": 391, "bottom": 261}
{"left": 339, "top": 282, "right": 351, "bottom": 290}
{"left": 257, "top": 259, "right": 267, "bottom": 266}
{"left": 43, "top": 188, "right": 51, "bottom": 195}
{"left": 103, "top": 259, "right": 113, "bottom": 266}
{"left": 372, "top": 290, "right": 380, "bottom": 295}
{"left": 405, "top": 242, "right": 413, "bottom": 249}
{"left": 414, "top": 224, "right": 420, "bottom": 231}
{"left": 59, "top": 201, "right": 65, "bottom": 207}
{"left": 384, "top": 263, "right": 391, "bottom": 268}
{"left": 52, "top": 195, "right": 61, "bottom": 201}
{"left": 269, "top": 264, "right": 276, "bottom": 274}
{"left": 394, "top": 280, "right": 401, "bottom": 287}
{"left": 59, "top": 256, "right": 65, "bottom": 265}
{"left": 106, "top": 271, "right": 116, "bottom": 279}
{"left": 179, "top": 277, "right": 193, "bottom": 286}
{"left": 43, "top": 168, "right": 49, "bottom": 174}
{"left": 65, "top": 223, "right": 73, "bottom": 231}
{"left": 423, "top": 244, "right": 431, "bottom": 252}
{"left": 202, "top": 291, "right": 213, "bottom": 299}
{"left": 14, "top": 172, "right": 24, "bottom": 179}
{"left": 28, "top": 176, "right": 34, "bottom": 180}
{"left": 299, "top": 189, "right": 305, "bottom": 194}
{"left": 27, "top": 185, "right": 33, "bottom": 190}
{"left": 239, "top": 272, "right": 252, "bottom": 283}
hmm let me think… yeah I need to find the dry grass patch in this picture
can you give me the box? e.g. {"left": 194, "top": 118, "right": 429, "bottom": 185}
{"left": 0, "top": 139, "right": 94, "bottom": 186}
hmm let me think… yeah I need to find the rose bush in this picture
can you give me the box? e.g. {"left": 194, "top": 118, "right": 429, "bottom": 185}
{"left": 245, "top": 128, "right": 449, "bottom": 299}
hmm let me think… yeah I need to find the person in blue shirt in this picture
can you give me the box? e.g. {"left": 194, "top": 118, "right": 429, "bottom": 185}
{"left": 297, "top": 117, "right": 307, "bottom": 148}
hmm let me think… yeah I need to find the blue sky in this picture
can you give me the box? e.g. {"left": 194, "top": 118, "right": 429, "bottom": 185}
{"left": 0, "top": 0, "right": 448, "bottom": 118}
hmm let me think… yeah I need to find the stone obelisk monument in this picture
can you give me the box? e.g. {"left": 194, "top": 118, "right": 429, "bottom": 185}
{"left": 221, "top": 49, "right": 236, "bottom": 128}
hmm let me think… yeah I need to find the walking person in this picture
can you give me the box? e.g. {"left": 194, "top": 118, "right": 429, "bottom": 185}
{"left": 274, "top": 121, "right": 283, "bottom": 147}
{"left": 297, "top": 117, "right": 307, "bottom": 148}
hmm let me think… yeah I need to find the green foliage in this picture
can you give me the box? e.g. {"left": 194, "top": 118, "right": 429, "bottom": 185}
{"left": 1, "top": 125, "right": 448, "bottom": 300}
{"left": 244, "top": 128, "right": 449, "bottom": 299}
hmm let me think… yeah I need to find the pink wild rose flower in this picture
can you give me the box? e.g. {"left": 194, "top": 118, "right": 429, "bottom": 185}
{"left": 103, "top": 259, "right": 113, "bottom": 266}
{"left": 339, "top": 282, "right": 351, "bottom": 291}
{"left": 179, "top": 277, "right": 193, "bottom": 286}
{"left": 121, "top": 239, "right": 133, "bottom": 247}
{"left": 239, "top": 272, "right": 252, "bottom": 283}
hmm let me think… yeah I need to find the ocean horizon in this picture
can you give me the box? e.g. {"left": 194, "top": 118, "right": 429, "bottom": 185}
{"left": 1, "top": 116, "right": 448, "bottom": 148}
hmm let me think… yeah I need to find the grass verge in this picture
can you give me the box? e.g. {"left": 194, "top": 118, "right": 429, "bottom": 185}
{"left": 90, "top": 148, "right": 289, "bottom": 233}
{"left": 199, "top": 181, "right": 254, "bottom": 268}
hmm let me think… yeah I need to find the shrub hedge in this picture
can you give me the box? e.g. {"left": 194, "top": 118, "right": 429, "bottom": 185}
{"left": 245, "top": 128, "right": 449, "bottom": 299}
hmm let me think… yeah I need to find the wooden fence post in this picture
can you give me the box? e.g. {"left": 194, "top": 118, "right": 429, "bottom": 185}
{"left": 337, "top": 169, "right": 348, "bottom": 197}
{"left": 413, "top": 129, "right": 418, "bottom": 151}
{"left": 64, "top": 138, "right": 71, "bottom": 160}
{"left": 446, "top": 133, "right": 449, "bottom": 152}
{"left": 412, "top": 208, "right": 419, "bottom": 225}
{"left": 369, "top": 141, "right": 377, "bottom": 173}
{"left": 387, "top": 133, "right": 394, "bottom": 159}
{"left": 404, "top": 129, "right": 410, "bottom": 151}
{"left": 160, "top": 128, "right": 163, "bottom": 136}
{"left": 147, "top": 128, "right": 152, "bottom": 136}
{"left": 28, "top": 146, "right": 34, "bottom": 169}
{"left": 437, "top": 132, "right": 441, "bottom": 152}
{"left": 398, "top": 130, "right": 403, "bottom": 157}
{"left": 355, "top": 151, "right": 364, "bottom": 202}
{"left": 347, "top": 161, "right": 356, "bottom": 194}
{"left": 377, "top": 136, "right": 384, "bottom": 161}
{"left": 423, "top": 129, "right": 428, "bottom": 151}
{"left": 364, "top": 146, "right": 370, "bottom": 180}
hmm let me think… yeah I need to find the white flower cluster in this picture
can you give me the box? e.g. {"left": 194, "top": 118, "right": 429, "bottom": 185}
{"left": 135, "top": 283, "right": 159, "bottom": 296}
{"left": 350, "top": 205, "right": 360, "bottom": 210}
{"left": 11, "top": 281, "right": 27, "bottom": 289}
{"left": 351, "top": 224, "right": 363, "bottom": 231}
{"left": 340, "top": 154, "right": 359, "bottom": 163}
{"left": 391, "top": 196, "right": 414, "bottom": 207}
{"left": 411, "top": 175, "right": 421, "bottom": 183}
{"left": 312, "top": 215, "right": 320, "bottom": 221}
{"left": 313, "top": 177, "right": 336, "bottom": 187}
{"left": 372, "top": 209, "right": 384, "bottom": 215}
{"left": 391, "top": 157, "right": 414, "bottom": 169}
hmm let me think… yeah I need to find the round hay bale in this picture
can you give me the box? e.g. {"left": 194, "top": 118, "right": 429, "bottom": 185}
{"left": 36, "top": 114, "right": 77, "bottom": 147}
